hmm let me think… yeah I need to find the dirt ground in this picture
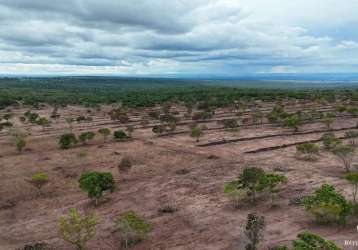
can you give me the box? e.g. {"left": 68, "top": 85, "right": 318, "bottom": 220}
{"left": 1, "top": 104, "right": 358, "bottom": 250}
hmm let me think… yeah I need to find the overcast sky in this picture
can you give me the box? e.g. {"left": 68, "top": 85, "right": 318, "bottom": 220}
{"left": 0, "top": 0, "right": 358, "bottom": 76}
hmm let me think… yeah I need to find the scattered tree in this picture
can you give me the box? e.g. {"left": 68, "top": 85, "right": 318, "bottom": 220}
{"left": 301, "top": 184, "right": 351, "bottom": 224}
{"left": 257, "top": 173, "right": 287, "bottom": 206}
{"left": 113, "top": 211, "right": 152, "bottom": 248}
{"left": 332, "top": 145, "right": 355, "bottom": 172}
{"left": 79, "top": 171, "right": 116, "bottom": 206}
{"left": 59, "top": 208, "right": 96, "bottom": 250}
{"left": 244, "top": 213, "right": 265, "bottom": 250}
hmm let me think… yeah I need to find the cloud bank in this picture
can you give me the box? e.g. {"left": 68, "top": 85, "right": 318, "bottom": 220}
{"left": 0, "top": 0, "right": 358, "bottom": 75}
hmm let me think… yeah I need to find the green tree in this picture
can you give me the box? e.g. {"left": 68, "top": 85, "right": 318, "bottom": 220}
{"left": 59, "top": 208, "right": 96, "bottom": 250}
{"left": 240, "top": 167, "right": 265, "bottom": 203}
{"left": 59, "top": 133, "right": 78, "bottom": 149}
{"left": 152, "top": 125, "right": 165, "bottom": 136}
{"left": 79, "top": 171, "right": 116, "bottom": 206}
{"left": 244, "top": 213, "right": 265, "bottom": 250}
{"left": 190, "top": 127, "right": 203, "bottom": 142}
{"left": 98, "top": 128, "right": 111, "bottom": 142}
{"left": 78, "top": 131, "right": 95, "bottom": 145}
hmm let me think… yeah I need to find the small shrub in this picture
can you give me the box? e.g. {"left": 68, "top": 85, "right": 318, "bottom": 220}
{"left": 296, "top": 143, "right": 320, "bottom": 160}
{"left": 321, "top": 133, "right": 341, "bottom": 150}
{"left": 78, "top": 131, "right": 95, "bottom": 145}
{"left": 114, "top": 211, "right": 152, "bottom": 248}
{"left": 190, "top": 127, "right": 203, "bottom": 142}
{"left": 30, "top": 173, "right": 49, "bottom": 194}
{"left": 301, "top": 184, "right": 351, "bottom": 224}
{"left": 283, "top": 114, "right": 301, "bottom": 132}
{"left": 59, "top": 133, "right": 78, "bottom": 149}
{"left": 152, "top": 125, "right": 165, "bottom": 136}
{"left": 344, "top": 172, "right": 358, "bottom": 204}
{"left": 79, "top": 171, "right": 116, "bottom": 206}
{"left": 98, "top": 128, "right": 111, "bottom": 142}
{"left": 114, "top": 130, "right": 128, "bottom": 141}
{"left": 59, "top": 208, "right": 96, "bottom": 250}
{"left": 345, "top": 131, "right": 358, "bottom": 147}
{"left": 244, "top": 213, "right": 265, "bottom": 250}
{"left": 257, "top": 173, "right": 287, "bottom": 206}
{"left": 118, "top": 157, "right": 132, "bottom": 173}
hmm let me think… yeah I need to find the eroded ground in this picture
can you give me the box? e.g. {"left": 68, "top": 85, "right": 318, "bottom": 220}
{"left": 1, "top": 103, "right": 358, "bottom": 250}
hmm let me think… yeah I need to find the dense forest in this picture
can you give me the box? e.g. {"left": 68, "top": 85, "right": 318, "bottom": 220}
{"left": 1, "top": 77, "right": 358, "bottom": 109}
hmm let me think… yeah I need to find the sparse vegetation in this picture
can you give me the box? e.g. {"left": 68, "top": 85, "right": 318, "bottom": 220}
{"left": 296, "top": 143, "right": 320, "bottom": 160}
{"left": 59, "top": 208, "right": 96, "bottom": 250}
{"left": 113, "top": 211, "right": 152, "bottom": 248}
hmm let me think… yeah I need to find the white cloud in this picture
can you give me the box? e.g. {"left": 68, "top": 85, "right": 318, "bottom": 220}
{"left": 0, "top": 0, "right": 357, "bottom": 75}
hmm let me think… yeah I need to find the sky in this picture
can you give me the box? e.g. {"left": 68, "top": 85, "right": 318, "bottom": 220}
{"left": 0, "top": 0, "right": 358, "bottom": 76}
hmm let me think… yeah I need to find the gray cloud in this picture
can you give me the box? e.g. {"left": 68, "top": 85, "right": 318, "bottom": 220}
{"left": 0, "top": 0, "right": 358, "bottom": 75}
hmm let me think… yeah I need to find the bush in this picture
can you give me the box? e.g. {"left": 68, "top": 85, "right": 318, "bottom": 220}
{"left": 59, "top": 208, "right": 96, "bottom": 250}
{"left": 321, "top": 133, "right": 341, "bottom": 150}
{"left": 296, "top": 143, "right": 320, "bottom": 160}
{"left": 98, "top": 128, "right": 111, "bottom": 142}
{"left": 114, "top": 130, "right": 128, "bottom": 141}
{"left": 79, "top": 171, "right": 116, "bottom": 206}
{"left": 118, "top": 157, "right": 132, "bottom": 173}
{"left": 59, "top": 133, "right": 78, "bottom": 149}
{"left": 78, "top": 131, "right": 95, "bottom": 145}
{"left": 301, "top": 184, "right": 351, "bottom": 224}
{"left": 344, "top": 172, "right": 358, "bottom": 204}
{"left": 283, "top": 115, "right": 301, "bottom": 132}
{"left": 332, "top": 145, "right": 355, "bottom": 172}
{"left": 257, "top": 173, "right": 287, "bottom": 206}
{"left": 114, "top": 211, "right": 152, "bottom": 248}
{"left": 292, "top": 231, "right": 342, "bottom": 250}
{"left": 190, "top": 127, "right": 203, "bottom": 142}
{"left": 29, "top": 173, "right": 49, "bottom": 194}
{"left": 345, "top": 131, "right": 358, "bottom": 147}
{"left": 152, "top": 125, "right": 166, "bottom": 135}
